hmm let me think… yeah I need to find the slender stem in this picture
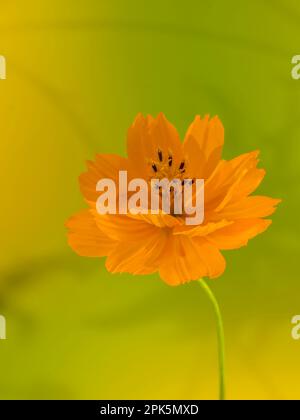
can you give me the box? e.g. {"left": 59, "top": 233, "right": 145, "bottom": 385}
{"left": 198, "top": 279, "right": 226, "bottom": 401}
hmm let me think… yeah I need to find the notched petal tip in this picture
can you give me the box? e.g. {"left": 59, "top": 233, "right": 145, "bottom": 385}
{"left": 132, "top": 112, "right": 145, "bottom": 123}
{"left": 156, "top": 111, "right": 167, "bottom": 120}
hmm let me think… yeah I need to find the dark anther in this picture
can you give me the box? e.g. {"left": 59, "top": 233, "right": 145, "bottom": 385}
{"left": 158, "top": 150, "right": 163, "bottom": 162}
{"left": 179, "top": 161, "right": 185, "bottom": 170}
{"left": 168, "top": 156, "right": 173, "bottom": 167}
{"left": 152, "top": 164, "right": 158, "bottom": 173}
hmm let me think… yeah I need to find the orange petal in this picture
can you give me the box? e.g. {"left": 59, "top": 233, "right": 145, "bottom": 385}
{"left": 159, "top": 236, "right": 226, "bottom": 286}
{"left": 193, "top": 238, "right": 227, "bottom": 278}
{"left": 127, "top": 211, "right": 183, "bottom": 228}
{"left": 91, "top": 211, "right": 164, "bottom": 242}
{"left": 206, "top": 218, "right": 273, "bottom": 250}
{"left": 184, "top": 115, "right": 224, "bottom": 178}
{"left": 159, "top": 236, "right": 206, "bottom": 286}
{"left": 173, "top": 219, "right": 233, "bottom": 237}
{"left": 106, "top": 229, "right": 168, "bottom": 275}
{"left": 205, "top": 151, "right": 260, "bottom": 210}
{"left": 79, "top": 154, "right": 128, "bottom": 202}
{"left": 66, "top": 210, "right": 115, "bottom": 257}
{"left": 214, "top": 162, "right": 265, "bottom": 211}
{"left": 127, "top": 113, "right": 184, "bottom": 178}
{"left": 150, "top": 113, "right": 183, "bottom": 162}
{"left": 230, "top": 168, "right": 266, "bottom": 201}
{"left": 126, "top": 114, "right": 153, "bottom": 179}
{"left": 182, "top": 132, "right": 207, "bottom": 179}
{"left": 215, "top": 196, "right": 281, "bottom": 220}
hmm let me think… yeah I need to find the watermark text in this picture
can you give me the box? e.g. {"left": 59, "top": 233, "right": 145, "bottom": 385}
{"left": 0, "top": 56, "right": 6, "bottom": 80}
{"left": 0, "top": 315, "right": 6, "bottom": 340}
{"left": 96, "top": 171, "right": 204, "bottom": 226}
{"left": 291, "top": 55, "right": 300, "bottom": 80}
{"left": 291, "top": 315, "right": 300, "bottom": 340}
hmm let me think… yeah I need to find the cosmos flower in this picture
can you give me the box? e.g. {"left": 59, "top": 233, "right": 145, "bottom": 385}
{"left": 66, "top": 113, "right": 280, "bottom": 286}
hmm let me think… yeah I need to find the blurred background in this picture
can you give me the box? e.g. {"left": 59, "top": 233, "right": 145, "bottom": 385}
{"left": 0, "top": 0, "right": 299, "bottom": 400}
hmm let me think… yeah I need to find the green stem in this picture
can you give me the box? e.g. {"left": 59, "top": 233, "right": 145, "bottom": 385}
{"left": 198, "top": 279, "right": 226, "bottom": 401}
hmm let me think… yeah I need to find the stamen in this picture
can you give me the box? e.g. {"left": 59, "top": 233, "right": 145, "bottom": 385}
{"left": 179, "top": 161, "right": 185, "bottom": 170}
{"left": 168, "top": 156, "right": 173, "bottom": 167}
{"left": 152, "top": 164, "right": 158, "bottom": 173}
{"left": 158, "top": 150, "right": 163, "bottom": 162}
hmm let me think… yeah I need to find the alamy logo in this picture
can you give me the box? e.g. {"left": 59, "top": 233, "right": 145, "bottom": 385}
{"left": 291, "top": 315, "right": 300, "bottom": 340}
{"left": 96, "top": 171, "right": 204, "bottom": 226}
{"left": 0, "top": 56, "right": 6, "bottom": 80}
{"left": 0, "top": 315, "right": 6, "bottom": 340}
{"left": 291, "top": 55, "right": 300, "bottom": 80}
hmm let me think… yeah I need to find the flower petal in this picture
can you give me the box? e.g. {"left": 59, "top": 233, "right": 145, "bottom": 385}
{"left": 126, "top": 114, "right": 153, "bottom": 179}
{"left": 159, "top": 236, "right": 226, "bottom": 286}
{"left": 205, "top": 151, "right": 260, "bottom": 210}
{"left": 184, "top": 115, "right": 224, "bottom": 178}
{"left": 79, "top": 154, "right": 128, "bottom": 202}
{"left": 127, "top": 211, "right": 183, "bottom": 228}
{"left": 213, "top": 158, "right": 265, "bottom": 211}
{"left": 66, "top": 210, "right": 115, "bottom": 257}
{"left": 92, "top": 212, "right": 164, "bottom": 242}
{"left": 193, "top": 238, "right": 227, "bottom": 278}
{"left": 215, "top": 196, "right": 281, "bottom": 220}
{"left": 159, "top": 236, "right": 206, "bottom": 285}
{"left": 206, "top": 218, "right": 273, "bottom": 250}
{"left": 173, "top": 219, "right": 233, "bottom": 237}
{"left": 106, "top": 229, "right": 168, "bottom": 275}
{"left": 127, "top": 113, "right": 184, "bottom": 178}
{"left": 229, "top": 168, "right": 266, "bottom": 201}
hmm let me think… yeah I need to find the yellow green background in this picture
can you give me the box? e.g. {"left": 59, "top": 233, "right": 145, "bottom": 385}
{"left": 0, "top": 1, "right": 298, "bottom": 400}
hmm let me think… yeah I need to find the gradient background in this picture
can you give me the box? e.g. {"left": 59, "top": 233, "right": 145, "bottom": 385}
{"left": 0, "top": 1, "right": 298, "bottom": 400}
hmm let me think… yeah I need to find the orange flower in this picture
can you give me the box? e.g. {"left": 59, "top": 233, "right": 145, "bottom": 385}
{"left": 66, "top": 113, "right": 280, "bottom": 286}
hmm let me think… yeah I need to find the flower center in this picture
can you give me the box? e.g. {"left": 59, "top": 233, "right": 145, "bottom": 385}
{"left": 148, "top": 149, "right": 196, "bottom": 217}
{"left": 150, "top": 149, "right": 187, "bottom": 182}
